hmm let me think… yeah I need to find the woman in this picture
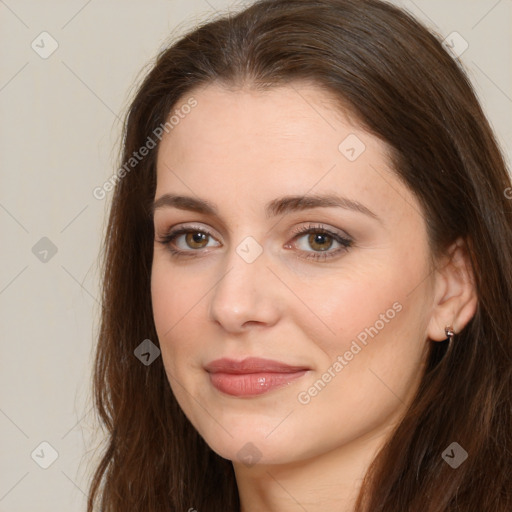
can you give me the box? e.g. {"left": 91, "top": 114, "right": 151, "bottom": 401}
{"left": 87, "top": 0, "right": 512, "bottom": 510}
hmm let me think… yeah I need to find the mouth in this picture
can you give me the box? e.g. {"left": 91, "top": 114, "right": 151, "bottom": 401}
{"left": 204, "top": 357, "right": 310, "bottom": 397}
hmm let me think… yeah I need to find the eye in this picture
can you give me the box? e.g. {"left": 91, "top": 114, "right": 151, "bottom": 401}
{"left": 155, "top": 223, "right": 353, "bottom": 261}
{"left": 297, "top": 232, "right": 334, "bottom": 252}
{"left": 156, "top": 226, "right": 220, "bottom": 256}
{"left": 179, "top": 231, "right": 211, "bottom": 250}
{"left": 287, "top": 224, "right": 353, "bottom": 261}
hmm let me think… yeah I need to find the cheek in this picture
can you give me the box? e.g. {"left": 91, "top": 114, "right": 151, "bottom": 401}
{"left": 151, "top": 260, "right": 214, "bottom": 380}
{"left": 293, "top": 264, "right": 398, "bottom": 355}
{"left": 151, "top": 266, "right": 198, "bottom": 410}
{"left": 295, "top": 254, "right": 430, "bottom": 383}
{"left": 289, "top": 280, "right": 429, "bottom": 449}
{"left": 151, "top": 263, "right": 192, "bottom": 364}
{"left": 151, "top": 259, "right": 203, "bottom": 332}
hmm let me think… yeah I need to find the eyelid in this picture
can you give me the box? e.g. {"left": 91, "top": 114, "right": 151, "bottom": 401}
{"left": 156, "top": 222, "right": 353, "bottom": 261}
{"left": 155, "top": 223, "right": 221, "bottom": 254}
{"left": 156, "top": 222, "right": 221, "bottom": 241}
{"left": 286, "top": 223, "right": 353, "bottom": 260}
{"left": 289, "top": 222, "right": 353, "bottom": 242}
{"left": 155, "top": 221, "right": 350, "bottom": 241}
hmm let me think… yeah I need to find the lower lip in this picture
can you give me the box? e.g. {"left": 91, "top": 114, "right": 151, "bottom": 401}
{"left": 208, "top": 371, "right": 308, "bottom": 397}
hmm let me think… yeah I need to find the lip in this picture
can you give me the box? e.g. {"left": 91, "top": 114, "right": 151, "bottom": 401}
{"left": 204, "top": 357, "right": 309, "bottom": 397}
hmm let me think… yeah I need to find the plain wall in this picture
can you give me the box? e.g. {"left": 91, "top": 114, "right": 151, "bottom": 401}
{"left": 0, "top": 1, "right": 510, "bottom": 510}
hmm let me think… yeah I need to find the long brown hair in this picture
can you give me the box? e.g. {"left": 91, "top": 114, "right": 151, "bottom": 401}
{"left": 87, "top": 0, "right": 512, "bottom": 510}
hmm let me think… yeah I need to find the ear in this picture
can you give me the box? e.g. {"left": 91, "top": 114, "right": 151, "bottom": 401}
{"left": 426, "top": 237, "right": 478, "bottom": 341}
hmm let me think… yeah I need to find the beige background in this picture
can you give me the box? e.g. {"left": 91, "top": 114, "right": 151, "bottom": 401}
{"left": 0, "top": 1, "right": 510, "bottom": 510}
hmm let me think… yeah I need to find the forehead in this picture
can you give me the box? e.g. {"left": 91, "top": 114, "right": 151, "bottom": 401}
{"left": 157, "top": 82, "right": 369, "bottom": 165}
{"left": 154, "top": 82, "right": 418, "bottom": 228}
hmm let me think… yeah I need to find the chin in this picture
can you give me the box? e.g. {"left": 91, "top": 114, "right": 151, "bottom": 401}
{"left": 193, "top": 417, "right": 312, "bottom": 467}
{"left": 208, "top": 436, "right": 292, "bottom": 466}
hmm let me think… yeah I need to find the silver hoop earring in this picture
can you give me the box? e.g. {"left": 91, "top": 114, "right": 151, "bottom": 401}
{"left": 444, "top": 326, "right": 455, "bottom": 345}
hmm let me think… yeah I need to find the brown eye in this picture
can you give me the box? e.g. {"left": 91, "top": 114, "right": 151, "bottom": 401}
{"left": 185, "top": 231, "right": 209, "bottom": 249}
{"left": 289, "top": 224, "right": 353, "bottom": 261}
{"left": 307, "top": 233, "right": 333, "bottom": 251}
{"left": 157, "top": 227, "right": 221, "bottom": 256}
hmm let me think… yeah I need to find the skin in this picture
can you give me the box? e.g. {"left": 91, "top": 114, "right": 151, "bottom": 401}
{"left": 151, "top": 82, "right": 477, "bottom": 512}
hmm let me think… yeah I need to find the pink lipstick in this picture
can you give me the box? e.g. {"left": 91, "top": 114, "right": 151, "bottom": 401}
{"left": 204, "top": 357, "right": 309, "bottom": 397}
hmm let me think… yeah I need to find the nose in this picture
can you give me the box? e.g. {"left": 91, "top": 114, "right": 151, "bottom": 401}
{"left": 208, "top": 242, "right": 283, "bottom": 333}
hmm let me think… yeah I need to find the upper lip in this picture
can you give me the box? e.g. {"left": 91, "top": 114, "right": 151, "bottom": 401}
{"left": 204, "top": 357, "right": 309, "bottom": 374}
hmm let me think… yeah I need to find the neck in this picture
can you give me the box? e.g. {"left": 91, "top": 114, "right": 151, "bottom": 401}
{"left": 233, "top": 423, "right": 394, "bottom": 512}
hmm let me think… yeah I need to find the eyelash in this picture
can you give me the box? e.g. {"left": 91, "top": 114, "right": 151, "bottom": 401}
{"left": 156, "top": 223, "right": 353, "bottom": 262}
{"left": 289, "top": 224, "right": 353, "bottom": 261}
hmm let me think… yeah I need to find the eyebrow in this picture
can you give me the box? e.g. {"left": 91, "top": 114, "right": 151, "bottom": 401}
{"left": 151, "top": 193, "right": 380, "bottom": 222}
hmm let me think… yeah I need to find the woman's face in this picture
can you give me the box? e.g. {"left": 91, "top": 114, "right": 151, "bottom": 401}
{"left": 151, "top": 82, "right": 437, "bottom": 467}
